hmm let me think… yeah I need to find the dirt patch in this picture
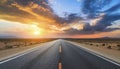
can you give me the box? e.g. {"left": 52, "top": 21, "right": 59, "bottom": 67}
{"left": 0, "top": 44, "right": 41, "bottom": 61}
{"left": 71, "top": 41, "right": 120, "bottom": 63}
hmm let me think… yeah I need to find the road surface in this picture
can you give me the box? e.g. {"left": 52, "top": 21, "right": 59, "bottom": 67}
{"left": 0, "top": 39, "right": 120, "bottom": 69}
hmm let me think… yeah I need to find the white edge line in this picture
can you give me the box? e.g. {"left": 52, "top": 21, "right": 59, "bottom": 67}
{"left": 67, "top": 41, "right": 120, "bottom": 67}
{"left": 0, "top": 40, "right": 56, "bottom": 64}
{"left": 0, "top": 45, "right": 41, "bottom": 64}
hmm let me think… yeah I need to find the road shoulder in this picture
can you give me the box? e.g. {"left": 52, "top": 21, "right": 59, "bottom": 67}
{"left": 0, "top": 43, "right": 44, "bottom": 61}
{"left": 68, "top": 41, "right": 120, "bottom": 64}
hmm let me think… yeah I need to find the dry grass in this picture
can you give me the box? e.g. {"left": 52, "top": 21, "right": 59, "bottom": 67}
{"left": 66, "top": 38, "right": 120, "bottom": 63}
{"left": 66, "top": 38, "right": 120, "bottom": 51}
{"left": 0, "top": 38, "right": 55, "bottom": 50}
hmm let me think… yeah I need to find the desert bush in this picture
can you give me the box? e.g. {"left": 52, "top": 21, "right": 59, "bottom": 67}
{"left": 13, "top": 45, "right": 18, "bottom": 48}
{"left": 102, "top": 44, "right": 105, "bottom": 46}
{"left": 96, "top": 45, "right": 98, "bottom": 47}
{"left": 118, "top": 48, "right": 120, "bottom": 50}
{"left": 107, "top": 46, "right": 112, "bottom": 49}
{"left": 17, "top": 45, "right": 20, "bottom": 47}
{"left": 6, "top": 45, "right": 13, "bottom": 49}
{"left": 4, "top": 42, "right": 7, "bottom": 44}
{"left": 90, "top": 44, "right": 93, "bottom": 45}
{"left": 30, "top": 43, "right": 33, "bottom": 45}
{"left": 117, "top": 45, "right": 120, "bottom": 47}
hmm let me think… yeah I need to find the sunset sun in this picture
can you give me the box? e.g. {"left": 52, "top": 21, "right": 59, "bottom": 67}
{"left": 33, "top": 31, "right": 41, "bottom": 35}
{"left": 30, "top": 24, "right": 43, "bottom": 36}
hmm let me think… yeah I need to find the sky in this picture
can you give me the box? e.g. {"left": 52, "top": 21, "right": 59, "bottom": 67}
{"left": 0, "top": 0, "right": 120, "bottom": 38}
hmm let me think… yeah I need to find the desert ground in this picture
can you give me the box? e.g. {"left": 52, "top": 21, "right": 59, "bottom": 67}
{"left": 67, "top": 38, "right": 120, "bottom": 50}
{"left": 0, "top": 38, "right": 55, "bottom": 50}
{"left": 67, "top": 38, "right": 120, "bottom": 63}
{"left": 0, "top": 38, "right": 120, "bottom": 63}
{"left": 0, "top": 38, "right": 55, "bottom": 60}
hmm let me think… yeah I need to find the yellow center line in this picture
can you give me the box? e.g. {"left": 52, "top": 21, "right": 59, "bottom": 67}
{"left": 59, "top": 46, "right": 62, "bottom": 53}
{"left": 58, "top": 45, "right": 62, "bottom": 69}
{"left": 58, "top": 62, "right": 62, "bottom": 69}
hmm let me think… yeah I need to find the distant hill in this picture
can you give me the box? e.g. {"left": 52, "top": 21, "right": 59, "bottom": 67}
{"left": 101, "top": 37, "right": 111, "bottom": 39}
{"left": 0, "top": 35, "right": 19, "bottom": 39}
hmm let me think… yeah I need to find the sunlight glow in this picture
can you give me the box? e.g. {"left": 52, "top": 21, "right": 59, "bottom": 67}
{"left": 30, "top": 24, "right": 43, "bottom": 36}
{"left": 33, "top": 31, "right": 41, "bottom": 35}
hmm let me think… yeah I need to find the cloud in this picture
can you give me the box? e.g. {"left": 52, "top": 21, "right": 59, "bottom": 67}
{"left": 0, "top": 0, "right": 120, "bottom": 38}
{"left": 0, "top": 0, "right": 66, "bottom": 33}
{"left": 82, "top": 0, "right": 111, "bottom": 14}
{"left": 71, "top": 30, "right": 120, "bottom": 38}
{"left": 0, "top": 0, "right": 62, "bottom": 25}
{"left": 89, "top": 13, "right": 105, "bottom": 26}
{"left": 58, "top": 0, "right": 120, "bottom": 36}
{"left": 77, "top": 0, "right": 81, "bottom": 2}
{"left": 58, "top": 12, "right": 120, "bottom": 36}
{"left": 0, "top": 19, "right": 49, "bottom": 38}
{"left": 107, "top": 20, "right": 120, "bottom": 29}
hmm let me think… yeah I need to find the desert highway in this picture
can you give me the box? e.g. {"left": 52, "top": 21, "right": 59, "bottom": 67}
{"left": 0, "top": 39, "right": 120, "bottom": 69}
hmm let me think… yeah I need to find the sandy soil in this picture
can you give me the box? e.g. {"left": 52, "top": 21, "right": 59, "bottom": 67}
{"left": 0, "top": 44, "right": 41, "bottom": 61}
{"left": 0, "top": 42, "right": 5, "bottom": 49}
{"left": 71, "top": 41, "right": 120, "bottom": 63}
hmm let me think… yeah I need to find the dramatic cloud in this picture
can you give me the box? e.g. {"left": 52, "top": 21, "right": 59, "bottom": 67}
{"left": 0, "top": 0, "right": 62, "bottom": 27}
{"left": 0, "top": 0, "right": 120, "bottom": 38}
{"left": 58, "top": 0, "right": 120, "bottom": 36}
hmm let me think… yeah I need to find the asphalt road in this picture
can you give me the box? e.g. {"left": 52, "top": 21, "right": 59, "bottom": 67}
{"left": 0, "top": 39, "right": 120, "bottom": 69}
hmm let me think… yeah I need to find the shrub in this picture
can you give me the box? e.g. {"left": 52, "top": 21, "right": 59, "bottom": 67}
{"left": 117, "top": 45, "right": 120, "bottom": 47}
{"left": 107, "top": 46, "right": 112, "bottom": 49}
{"left": 96, "top": 45, "right": 98, "bottom": 47}
{"left": 90, "top": 44, "right": 93, "bottom": 45}
{"left": 30, "top": 43, "right": 33, "bottom": 45}
{"left": 102, "top": 44, "right": 105, "bottom": 46}
{"left": 6, "top": 45, "right": 13, "bottom": 49}
{"left": 17, "top": 45, "right": 20, "bottom": 47}
{"left": 118, "top": 48, "right": 120, "bottom": 50}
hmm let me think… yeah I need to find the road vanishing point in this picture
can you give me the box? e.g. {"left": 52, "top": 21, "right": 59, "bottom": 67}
{"left": 0, "top": 39, "right": 120, "bottom": 69}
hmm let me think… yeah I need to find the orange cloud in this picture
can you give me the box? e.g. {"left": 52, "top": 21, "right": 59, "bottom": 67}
{"left": 90, "top": 13, "right": 105, "bottom": 26}
{"left": 11, "top": 2, "right": 54, "bottom": 23}
{"left": 0, "top": 1, "right": 120, "bottom": 38}
{"left": 0, "top": 0, "right": 63, "bottom": 35}
{"left": 72, "top": 30, "right": 120, "bottom": 38}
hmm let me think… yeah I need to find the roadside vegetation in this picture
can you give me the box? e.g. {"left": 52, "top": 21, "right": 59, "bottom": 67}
{"left": 0, "top": 38, "right": 55, "bottom": 50}
{"left": 65, "top": 38, "right": 120, "bottom": 51}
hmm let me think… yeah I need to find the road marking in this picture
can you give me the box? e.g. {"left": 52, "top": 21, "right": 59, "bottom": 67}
{"left": 58, "top": 62, "right": 62, "bottom": 69}
{"left": 0, "top": 46, "right": 40, "bottom": 64}
{"left": 0, "top": 51, "right": 29, "bottom": 64}
{"left": 80, "top": 46, "right": 120, "bottom": 66}
{"left": 0, "top": 40, "right": 57, "bottom": 64}
{"left": 68, "top": 41, "right": 120, "bottom": 67}
{"left": 58, "top": 45, "right": 62, "bottom": 69}
{"left": 59, "top": 46, "right": 62, "bottom": 53}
